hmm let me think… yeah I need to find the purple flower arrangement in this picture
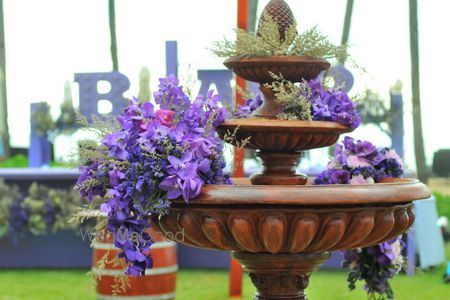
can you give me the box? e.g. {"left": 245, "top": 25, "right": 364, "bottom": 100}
{"left": 76, "top": 75, "right": 230, "bottom": 276}
{"left": 343, "top": 237, "right": 404, "bottom": 299}
{"left": 75, "top": 73, "right": 404, "bottom": 299}
{"left": 314, "top": 137, "right": 405, "bottom": 299}
{"left": 233, "top": 77, "right": 361, "bottom": 130}
{"left": 308, "top": 78, "right": 361, "bottom": 129}
{"left": 313, "top": 136, "right": 403, "bottom": 185}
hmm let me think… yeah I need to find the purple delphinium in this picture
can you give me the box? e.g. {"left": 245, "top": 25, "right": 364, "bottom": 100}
{"left": 308, "top": 78, "right": 361, "bottom": 129}
{"left": 76, "top": 76, "right": 230, "bottom": 276}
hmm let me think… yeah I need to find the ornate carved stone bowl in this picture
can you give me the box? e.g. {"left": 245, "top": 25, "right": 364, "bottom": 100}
{"left": 217, "top": 119, "right": 352, "bottom": 185}
{"left": 224, "top": 56, "right": 330, "bottom": 84}
{"left": 218, "top": 119, "right": 351, "bottom": 152}
{"left": 224, "top": 56, "right": 330, "bottom": 120}
{"left": 151, "top": 178, "right": 430, "bottom": 300}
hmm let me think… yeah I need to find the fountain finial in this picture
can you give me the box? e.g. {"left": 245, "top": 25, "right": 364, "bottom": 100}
{"left": 257, "top": 0, "right": 296, "bottom": 40}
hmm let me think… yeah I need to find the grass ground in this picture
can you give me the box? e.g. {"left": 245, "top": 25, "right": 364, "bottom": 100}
{"left": 0, "top": 179, "right": 448, "bottom": 299}
{"left": 428, "top": 178, "right": 450, "bottom": 196}
{"left": 0, "top": 244, "right": 449, "bottom": 300}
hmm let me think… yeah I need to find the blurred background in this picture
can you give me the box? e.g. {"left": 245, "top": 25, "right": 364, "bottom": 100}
{"left": 0, "top": 0, "right": 449, "bottom": 299}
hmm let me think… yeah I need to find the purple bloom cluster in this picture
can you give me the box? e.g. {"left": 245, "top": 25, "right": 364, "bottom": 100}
{"left": 232, "top": 95, "right": 263, "bottom": 118}
{"left": 76, "top": 76, "right": 230, "bottom": 276}
{"left": 231, "top": 78, "right": 360, "bottom": 130}
{"left": 343, "top": 237, "right": 404, "bottom": 299}
{"left": 314, "top": 137, "right": 405, "bottom": 299}
{"left": 308, "top": 78, "right": 361, "bottom": 129}
{"left": 8, "top": 196, "right": 29, "bottom": 239}
{"left": 313, "top": 136, "right": 403, "bottom": 185}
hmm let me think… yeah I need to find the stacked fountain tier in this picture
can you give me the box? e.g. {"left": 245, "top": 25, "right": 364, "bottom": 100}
{"left": 218, "top": 21, "right": 346, "bottom": 185}
{"left": 152, "top": 1, "right": 430, "bottom": 299}
{"left": 215, "top": 0, "right": 348, "bottom": 186}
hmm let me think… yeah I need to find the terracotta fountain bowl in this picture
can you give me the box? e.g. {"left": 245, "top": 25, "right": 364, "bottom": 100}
{"left": 151, "top": 178, "right": 430, "bottom": 254}
{"left": 224, "top": 56, "right": 330, "bottom": 83}
{"left": 217, "top": 118, "right": 352, "bottom": 152}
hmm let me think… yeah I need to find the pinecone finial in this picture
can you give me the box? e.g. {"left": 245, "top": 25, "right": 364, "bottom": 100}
{"left": 257, "top": 0, "right": 296, "bottom": 41}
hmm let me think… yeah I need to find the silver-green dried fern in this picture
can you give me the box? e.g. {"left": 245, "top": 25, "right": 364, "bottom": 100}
{"left": 265, "top": 72, "right": 312, "bottom": 121}
{"left": 211, "top": 13, "right": 345, "bottom": 60}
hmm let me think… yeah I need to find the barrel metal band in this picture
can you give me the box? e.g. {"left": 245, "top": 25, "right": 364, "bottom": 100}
{"left": 93, "top": 241, "right": 176, "bottom": 250}
{"left": 92, "top": 265, "right": 178, "bottom": 276}
{"left": 96, "top": 292, "right": 176, "bottom": 300}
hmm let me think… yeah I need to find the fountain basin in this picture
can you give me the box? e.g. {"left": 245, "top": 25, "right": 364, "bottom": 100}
{"left": 151, "top": 178, "right": 429, "bottom": 299}
{"left": 224, "top": 56, "right": 330, "bottom": 83}
{"left": 151, "top": 178, "right": 429, "bottom": 254}
{"left": 217, "top": 120, "right": 353, "bottom": 185}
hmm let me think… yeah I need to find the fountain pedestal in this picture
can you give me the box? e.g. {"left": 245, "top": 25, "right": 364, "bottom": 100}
{"left": 234, "top": 252, "right": 330, "bottom": 300}
{"left": 250, "top": 152, "right": 307, "bottom": 185}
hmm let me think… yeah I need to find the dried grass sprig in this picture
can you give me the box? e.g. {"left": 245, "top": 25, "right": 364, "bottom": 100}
{"left": 264, "top": 72, "right": 312, "bottom": 121}
{"left": 211, "top": 13, "right": 345, "bottom": 60}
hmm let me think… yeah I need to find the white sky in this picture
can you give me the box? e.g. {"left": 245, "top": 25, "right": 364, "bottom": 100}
{"left": 3, "top": 0, "right": 450, "bottom": 169}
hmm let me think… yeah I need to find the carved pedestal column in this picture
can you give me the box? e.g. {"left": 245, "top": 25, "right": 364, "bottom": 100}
{"left": 233, "top": 252, "right": 330, "bottom": 300}
{"left": 250, "top": 151, "right": 306, "bottom": 185}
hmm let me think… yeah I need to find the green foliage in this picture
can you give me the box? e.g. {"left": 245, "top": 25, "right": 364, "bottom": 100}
{"left": 264, "top": 72, "right": 312, "bottom": 120}
{"left": 76, "top": 114, "right": 118, "bottom": 140}
{"left": 25, "top": 183, "right": 83, "bottom": 235}
{"left": 357, "top": 89, "right": 392, "bottom": 136}
{"left": 0, "top": 154, "right": 28, "bottom": 168}
{"left": 56, "top": 81, "right": 77, "bottom": 135}
{"left": 75, "top": 114, "right": 118, "bottom": 167}
{"left": 137, "top": 67, "right": 151, "bottom": 102}
{"left": 435, "top": 192, "right": 450, "bottom": 220}
{"left": 31, "top": 103, "right": 56, "bottom": 136}
{"left": 0, "top": 154, "right": 70, "bottom": 168}
{"left": 0, "top": 180, "right": 83, "bottom": 238}
{"left": 0, "top": 179, "right": 19, "bottom": 237}
{"left": 211, "top": 13, "right": 345, "bottom": 60}
{"left": 358, "top": 90, "right": 390, "bottom": 124}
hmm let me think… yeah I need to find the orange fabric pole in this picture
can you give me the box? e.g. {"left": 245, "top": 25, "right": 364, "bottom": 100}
{"left": 233, "top": 0, "right": 248, "bottom": 178}
{"left": 229, "top": 0, "right": 248, "bottom": 298}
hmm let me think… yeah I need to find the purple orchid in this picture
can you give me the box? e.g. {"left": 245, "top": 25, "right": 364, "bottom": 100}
{"left": 167, "top": 152, "right": 197, "bottom": 179}
{"left": 76, "top": 75, "right": 231, "bottom": 277}
{"left": 308, "top": 78, "right": 361, "bottom": 129}
{"left": 103, "top": 131, "right": 129, "bottom": 160}
{"left": 233, "top": 94, "right": 263, "bottom": 119}
{"left": 158, "top": 175, "right": 183, "bottom": 200}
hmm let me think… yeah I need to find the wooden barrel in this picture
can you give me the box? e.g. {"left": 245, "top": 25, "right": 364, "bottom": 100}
{"left": 92, "top": 229, "right": 177, "bottom": 300}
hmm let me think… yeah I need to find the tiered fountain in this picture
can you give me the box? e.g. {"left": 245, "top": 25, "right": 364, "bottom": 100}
{"left": 152, "top": 1, "right": 430, "bottom": 299}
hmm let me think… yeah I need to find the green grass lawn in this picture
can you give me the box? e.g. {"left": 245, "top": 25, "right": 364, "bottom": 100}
{"left": 0, "top": 259, "right": 449, "bottom": 300}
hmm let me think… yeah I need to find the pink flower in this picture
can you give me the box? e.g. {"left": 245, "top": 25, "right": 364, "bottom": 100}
{"left": 156, "top": 109, "right": 175, "bottom": 126}
{"left": 140, "top": 120, "right": 148, "bottom": 131}
{"left": 346, "top": 155, "right": 371, "bottom": 168}
{"left": 350, "top": 174, "right": 374, "bottom": 185}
